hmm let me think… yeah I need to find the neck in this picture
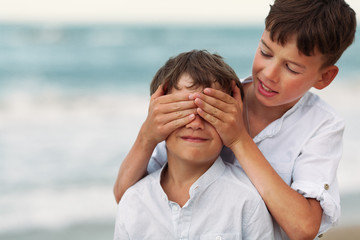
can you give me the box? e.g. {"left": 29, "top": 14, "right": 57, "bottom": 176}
{"left": 245, "top": 83, "right": 295, "bottom": 137}
{"left": 161, "top": 156, "right": 214, "bottom": 207}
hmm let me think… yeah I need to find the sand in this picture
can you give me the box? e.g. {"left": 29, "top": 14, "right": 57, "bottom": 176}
{"left": 321, "top": 225, "right": 360, "bottom": 240}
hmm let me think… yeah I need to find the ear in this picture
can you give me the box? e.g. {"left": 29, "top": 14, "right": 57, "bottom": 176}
{"left": 313, "top": 65, "right": 339, "bottom": 90}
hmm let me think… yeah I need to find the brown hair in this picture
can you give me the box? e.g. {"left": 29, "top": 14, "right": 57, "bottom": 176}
{"left": 150, "top": 50, "right": 243, "bottom": 100}
{"left": 265, "top": 0, "right": 356, "bottom": 67}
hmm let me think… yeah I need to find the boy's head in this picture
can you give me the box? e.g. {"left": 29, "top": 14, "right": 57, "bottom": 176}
{"left": 150, "top": 50, "right": 241, "bottom": 165}
{"left": 150, "top": 50, "right": 243, "bottom": 99}
{"left": 265, "top": 0, "right": 356, "bottom": 68}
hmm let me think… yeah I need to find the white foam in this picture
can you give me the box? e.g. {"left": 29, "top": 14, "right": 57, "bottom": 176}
{"left": 0, "top": 89, "right": 149, "bottom": 192}
{"left": 0, "top": 186, "right": 117, "bottom": 233}
{"left": 1, "top": 82, "right": 360, "bottom": 234}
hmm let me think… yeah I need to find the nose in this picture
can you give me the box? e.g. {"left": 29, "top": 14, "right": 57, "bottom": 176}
{"left": 263, "top": 61, "right": 280, "bottom": 83}
{"left": 185, "top": 114, "right": 204, "bottom": 130}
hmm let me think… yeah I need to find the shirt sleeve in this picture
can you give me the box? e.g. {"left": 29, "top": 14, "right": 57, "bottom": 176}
{"left": 290, "top": 115, "right": 344, "bottom": 235}
{"left": 114, "top": 204, "right": 130, "bottom": 240}
{"left": 244, "top": 199, "right": 274, "bottom": 240}
{"left": 147, "top": 141, "right": 167, "bottom": 174}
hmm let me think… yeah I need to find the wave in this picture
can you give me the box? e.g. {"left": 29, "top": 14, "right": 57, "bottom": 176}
{"left": 0, "top": 88, "right": 149, "bottom": 194}
{"left": 0, "top": 186, "right": 117, "bottom": 233}
{"left": 1, "top": 79, "right": 360, "bottom": 234}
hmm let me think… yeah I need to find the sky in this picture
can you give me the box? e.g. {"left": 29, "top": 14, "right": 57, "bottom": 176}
{"left": 1, "top": 0, "right": 359, "bottom": 25}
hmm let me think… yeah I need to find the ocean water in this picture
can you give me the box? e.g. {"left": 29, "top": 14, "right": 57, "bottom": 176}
{"left": 0, "top": 23, "right": 359, "bottom": 239}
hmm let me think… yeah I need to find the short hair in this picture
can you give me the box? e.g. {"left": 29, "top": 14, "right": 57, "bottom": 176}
{"left": 265, "top": 0, "right": 356, "bottom": 67}
{"left": 150, "top": 50, "right": 243, "bottom": 100}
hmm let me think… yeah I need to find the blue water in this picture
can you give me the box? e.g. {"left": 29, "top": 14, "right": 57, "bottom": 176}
{"left": 0, "top": 23, "right": 359, "bottom": 239}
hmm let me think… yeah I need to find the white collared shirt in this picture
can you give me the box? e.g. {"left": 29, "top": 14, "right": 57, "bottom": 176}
{"left": 148, "top": 77, "right": 344, "bottom": 239}
{"left": 115, "top": 157, "right": 274, "bottom": 240}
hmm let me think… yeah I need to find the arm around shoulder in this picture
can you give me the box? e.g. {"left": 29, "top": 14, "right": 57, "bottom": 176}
{"left": 113, "top": 130, "right": 157, "bottom": 203}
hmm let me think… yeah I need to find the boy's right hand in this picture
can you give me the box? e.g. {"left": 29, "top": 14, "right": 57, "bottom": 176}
{"left": 139, "top": 85, "right": 197, "bottom": 148}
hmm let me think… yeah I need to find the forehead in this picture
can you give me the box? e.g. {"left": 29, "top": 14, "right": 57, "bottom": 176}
{"left": 168, "top": 73, "right": 223, "bottom": 93}
{"left": 261, "top": 30, "right": 324, "bottom": 69}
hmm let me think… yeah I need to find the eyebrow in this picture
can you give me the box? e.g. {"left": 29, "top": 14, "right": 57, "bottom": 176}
{"left": 260, "top": 39, "right": 306, "bottom": 70}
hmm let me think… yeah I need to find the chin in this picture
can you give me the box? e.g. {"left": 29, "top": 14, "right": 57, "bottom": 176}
{"left": 183, "top": 151, "right": 219, "bottom": 165}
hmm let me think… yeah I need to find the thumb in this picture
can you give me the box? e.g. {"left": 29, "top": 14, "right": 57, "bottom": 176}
{"left": 231, "top": 81, "right": 243, "bottom": 103}
{"left": 151, "top": 84, "right": 166, "bottom": 99}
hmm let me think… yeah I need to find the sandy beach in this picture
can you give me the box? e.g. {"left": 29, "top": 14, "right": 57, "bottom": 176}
{"left": 321, "top": 225, "right": 360, "bottom": 240}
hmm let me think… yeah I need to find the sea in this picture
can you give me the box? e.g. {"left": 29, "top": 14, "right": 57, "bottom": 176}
{"left": 0, "top": 23, "right": 359, "bottom": 239}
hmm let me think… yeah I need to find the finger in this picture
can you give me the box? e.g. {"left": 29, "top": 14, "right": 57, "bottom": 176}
{"left": 194, "top": 96, "right": 225, "bottom": 123}
{"left": 158, "top": 92, "right": 194, "bottom": 104}
{"left": 196, "top": 107, "right": 222, "bottom": 126}
{"left": 151, "top": 84, "right": 165, "bottom": 99}
{"left": 231, "top": 81, "right": 243, "bottom": 103}
{"left": 163, "top": 113, "right": 196, "bottom": 132}
{"left": 162, "top": 108, "right": 198, "bottom": 123}
{"left": 203, "top": 88, "right": 235, "bottom": 104}
{"left": 160, "top": 100, "right": 197, "bottom": 114}
{"left": 194, "top": 94, "right": 229, "bottom": 117}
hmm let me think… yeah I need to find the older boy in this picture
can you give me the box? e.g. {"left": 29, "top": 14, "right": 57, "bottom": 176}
{"left": 114, "top": 0, "right": 356, "bottom": 239}
{"left": 189, "top": 1, "right": 356, "bottom": 239}
{"left": 114, "top": 50, "right": 274, "bottom": 239}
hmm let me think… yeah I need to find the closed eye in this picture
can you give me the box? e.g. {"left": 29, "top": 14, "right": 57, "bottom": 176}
{"left": 285, "top": 63, "right": 300, "bottom": 75}
{"left": 260, "top": 49, "right": 272, "bottom": 58}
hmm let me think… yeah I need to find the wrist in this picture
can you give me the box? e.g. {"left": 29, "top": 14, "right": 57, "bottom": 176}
{"left": 228, "top": 132, "right": 253, "bottom": 158}
{"left": 138, "top": 126, "right": 159, "bottom": 152}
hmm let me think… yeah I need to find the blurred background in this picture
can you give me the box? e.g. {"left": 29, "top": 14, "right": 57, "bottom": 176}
{"left": 0, "top": 0, "right": 359, "bottom": 239}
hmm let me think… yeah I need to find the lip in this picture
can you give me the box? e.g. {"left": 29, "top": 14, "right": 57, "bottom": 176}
{"left": 181, "top": 136, "right": 208, "bottom": 143}
{"left": 257, "top": 80, "right": 278, "bottom": 97}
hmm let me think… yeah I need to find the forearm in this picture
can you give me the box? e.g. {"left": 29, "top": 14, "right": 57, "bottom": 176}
{"left": 113, "top": 132, "right": 157, "bottom": 203}
{"left": 231, "top": 135, "right": 322, "bottom": 239}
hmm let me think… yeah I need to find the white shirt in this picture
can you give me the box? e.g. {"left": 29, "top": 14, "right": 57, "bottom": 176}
{"left": 148, "top": 77, "right": 344, "bottom": 239}
{"left": 115, "top": 157, "right": 274, "bottom": 240}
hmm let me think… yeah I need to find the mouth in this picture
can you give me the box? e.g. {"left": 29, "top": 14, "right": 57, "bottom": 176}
{"left": 181, "top": 136, "right": 208, "bottom": 143}
{"left": 258, "top": 80, "right": 278, "bottom": 96}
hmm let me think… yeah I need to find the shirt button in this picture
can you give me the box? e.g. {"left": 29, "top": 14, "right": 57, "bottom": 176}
{"left": 215, "top": 236, "right": 222, "bottom": 240}
{"left": 172, "top": 205, "right": 179, "bottom": 212}
{"left": 324, "top": 184, "right": 329, "bottom": 190}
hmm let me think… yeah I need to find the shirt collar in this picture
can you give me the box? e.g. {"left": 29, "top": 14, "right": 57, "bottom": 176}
{"left": 242, "top": 76, "right": 313, "bottom": 143}
{"left": 189, "top": 157, "right": 226, "bottom": 197}
{"left": 253, "top": 92, "right": 311, "bottom": 142}
{"left": 155, "top": 157, "right": 226, "bottom": 200}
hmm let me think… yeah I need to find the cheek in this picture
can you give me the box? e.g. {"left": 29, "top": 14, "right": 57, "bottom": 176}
{"left": 252, "top": 52, "right": 263, "bottom": 73}
{"left": 165, "top": 134, "right": 177, "bottom": 150}
{"left": 285, "top": 77, "right": 310, "bottom": 92}
{"left": 210, "top": 132, "right": 223, "bottom": 152}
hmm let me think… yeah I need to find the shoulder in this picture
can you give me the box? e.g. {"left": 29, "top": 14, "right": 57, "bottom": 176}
{"left": 301, "top": 92, "right": 344, "bottom": 123}
{"left": 219, "top": 162, "right": 261, "bottom": 199}
{"left": 218, "top": 163, "right": 270, "bottom": 218}
{"left": 120, "top": 169, "right": 160, "bottom": 204}
{"left": 286, "top": 92, "right": 345, "bottom": 134}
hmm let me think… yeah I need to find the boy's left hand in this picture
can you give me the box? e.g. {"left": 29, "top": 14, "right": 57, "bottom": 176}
{"left": 190, "top": 81, "right": 247, "bottom": 149}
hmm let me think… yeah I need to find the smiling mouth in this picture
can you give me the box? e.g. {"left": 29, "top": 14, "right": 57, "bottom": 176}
{"left": 259, "top": 80, "right": 278, "bottom": 93}
{"left": 181, "top": 136, "right": 208, "bottom": 142}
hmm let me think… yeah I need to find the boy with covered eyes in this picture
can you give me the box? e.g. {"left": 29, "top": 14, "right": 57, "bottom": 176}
{"left": 113, "top": 50, "right": 274, "bottom": 239}
{"left": 114, "top": 1, "right": 356, "bottom": 239}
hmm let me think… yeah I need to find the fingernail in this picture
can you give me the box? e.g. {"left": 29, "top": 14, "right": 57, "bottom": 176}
{"left": 190, "top": 93, "right": 201, "bottom": 100}
{"left": 204, "top": 88, "right": 211, "bottom": 94}
{"left": 189, "top": 113, "right": 195, "bottom": 119}
{"left": 195, "top": 98, "right": 202, "bottom": 105}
